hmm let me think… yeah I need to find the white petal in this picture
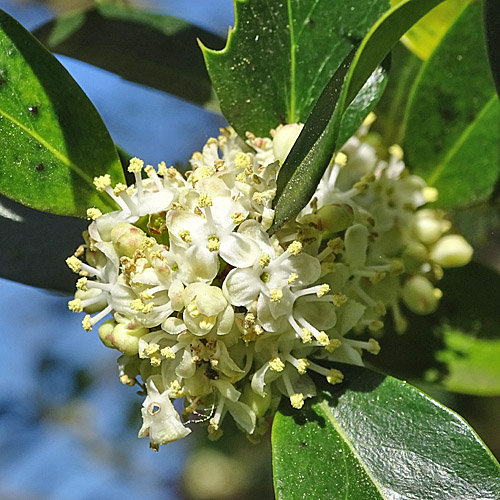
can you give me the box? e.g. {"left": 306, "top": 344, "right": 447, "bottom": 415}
{"left": 223, "top": 268, "right": 261, "bottom": 306}
{"left": 219, "top": 233, "right": 261, "bottom": 267}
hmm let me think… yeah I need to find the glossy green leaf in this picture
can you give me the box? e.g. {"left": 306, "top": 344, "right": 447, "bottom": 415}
{"left": 272, "top": 365, "right": 500, "bottom": 499}
{"left": 0, "top": 10, "right": 124, "bottom": 216}
{"left": 0, "top": 194, "right": 86, "bottom": 292}
{"left": 202, "top": 0, "right": 389, "bottom": 137}
{"left": 271, "top": 0, "right": 446, "bottom": 232}
{"left": 404, "top": 2, "right": 500, "bottom": 209}
{"left": 484, "top": 0, "right": 500, "bottom": 97}
{"left": 33, "top": 3, "right": 224, "bottom": 110}
{"left": 371, "top": 263, "right": 500, "bottom": 396}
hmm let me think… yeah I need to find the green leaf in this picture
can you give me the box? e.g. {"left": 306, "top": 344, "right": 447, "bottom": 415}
{"left": 202, "top": 0, "right": 389, "bottom": 137}
{"left": 0, "top": 194, "right": 85, "bottom": 292}
{"left": 271, "top": 0, "right": 447, "bottom": 232}
{"left": 371, "top": 263, "right": 500, "bottom": 396}
{"left": 403, "top": 2, "right": 500, "bottom": 209}
{"left": 0, "top": 10, "right": 124, "bottom": 217}
{"left": 33, "top": 3, "right": 224, "bottom": 110}
{"left": 484, "top": 0, "right": 500, "bottom": 97}
{"left": 272, "top": 365, "right": 500, "bottom": 499}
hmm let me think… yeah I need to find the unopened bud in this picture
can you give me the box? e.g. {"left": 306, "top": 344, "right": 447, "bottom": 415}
{"left": 402, "top": 275, "right": 440, "bottom": 315}
{"left": 430, "top": 235, "right": 473, "bottom": 268}
{"left": 111, "top": 223, "right": 148, "bottom": 257}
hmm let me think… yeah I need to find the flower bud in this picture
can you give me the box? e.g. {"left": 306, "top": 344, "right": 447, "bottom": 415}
{"left": 317, "top": 203, "right": 354, "bottom": 234}
{"left": 413, "top": 210, "right": 450, "bottom": 245}
{"left": 240, "top": 383, "right": 271, "bottom": 418}
{"left": 430, "top": 235, "right": 473, "bottom": 268}
{"left": 402, "top": 275, "right": 440, "bottom": 315}
{"left": 272, "top": 123, "right": 303, "bottom": 163}
{"left": 99, "top": 320, "right": 148, "bottom": 355}
{"left": 111, "top": 223, "right": 148, "bottom": 257}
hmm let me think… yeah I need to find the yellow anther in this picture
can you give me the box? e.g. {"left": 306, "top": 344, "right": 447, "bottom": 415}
{"left": 128, "top": 157, "right": 144, "bottom": 173}
{"left": 235, "top": 152, "right": 253, "bottom": 171}
{"left": 126, "top": 186, "right": 136, "bottom": 196}
{"left": 235, "top": 172, "right": 247, "bottom": 183}
{"left": 317, "top": 284, "right": 330, "bottom": 297}
{"left": 142, "top": 302, "right": 154, "bottom": 314}
{"left": 326, "top": 369, "right": 344, "bottom": 385}
{"left": 252, "top": 192, "right": 264, "bottom": 205}
{"left": 288, "top": 273, "right": 298, "bottom": 284}
{"left": 259, "top": 253, "right": 271, "bottom": 268}
{"left": 231, "top": 212, "right": 246, "bottom": 225}
{"left": 270, "top": 289, "right": 283, "bottom": 302}
{"left": 144, "top": 343, "right": 159, "bottom": 356}
{"left": 317, "top": 332, "right": 330, "bottom": 346}
{"left": 150, "top": 353, "right": 161, "bottom": 367}
{"left": 198, "top": 194, "right": 213, "bottom": 208}
{"left": 388, "top": 144, "right": 404, "bottom": 161}
{"left": 335, "top": 151, "right": 348, "bottom": 167}
{"left": 363, "top": 111, "right": 377, "bottom": 127}
{"left": 199, "top": 315, "right": 217, "bottom": 331}
{"left": 288, "top": 241, "right": 302, "bottom": 255}
{"left": 206, "top": 235, "right": 220, "bottom": 252}
{"left": 368, "top": 338, "right": 381, "bottom": 355}
{"left": 390, "top": 260, "right": 405, "bottom": 275}
{"left": 301, "top": 329, "right": 313, "bottom": 343}
{"left": 86, "top": 207, "right": 102, "bottom": 220}
{"left": 161, "top": 347, "right": 176, "bottom": 359}
{"left": 244, "top": 313, "right": 256, "bottom": 329}
{"left": 166, "top": 166, "right": 178, "bottom": 178}
{"left": 144, "top": 165, "right": 155, "bottom": 177}
{"left": 76, "top": 277, "right": 88, "bottom": 291}
{"left": 130, "top": 299, "right": 145, "bottom": 311}
{"left": 68, "top": 298, "right": 83, "bottom": 313}
{"left": 433, "top": 288, "right": 443, "bottom": 300}
{"left": 93, "top": 174, "right": 111, "bottom": 191}
{"left": 178, "top": 229, "right": 192, "bottom": 242}
{"left": 157, "top": 161, "right": 167, "bottom": 176}
{"left": 370, "top": 272, "right": 386, "bottom": 284}
{"left": 423, "top": 186, "right": 439, "bottom": 203}
{"left": 369, "top": 321, "right": 384, "bottom": 333}
{"left": 82, "top": 315, "right": 92, "bottom": 331}
{"left": 187, "top": 301, "right": 200, "bottom": 317}
{"left": 269, "top": 357, "right": 285, "bottom": 372}
{"left": 290, "top": 393, "right": 304, "bottom": 409}
{"left": 113, "top": 183, "right": 128, "bottom": 196}
{"left": 66, "top": 256, "right": 82, "bottom": 273}
{"left": 375, "top": 302, "right": 387, "bottom": 316}
{"left": 170, "top": 380, "right": 183, "bottom": 397}
{"left": 325, "top": 338, "right": 342, "bottom": 352}
{"left": 332, "top": 293, "right": 348, "bottom": 307}
{"left": 140, "top": 291, "right": 153, "bottom": 301}
{"left": 297, "top": 358, "right": 309, "bottom": 375}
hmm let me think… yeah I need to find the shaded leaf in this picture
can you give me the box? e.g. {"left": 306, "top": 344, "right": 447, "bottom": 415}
{"left": 0, "top": 10, "right": 124, "bottom": 216}
{"left": 403, "top": 2, "right": 500, "bottom": 209}
{"left": 272, "top": 365, "right": 500, "bottom": 499}
{"left": 202, "top": 0, "right": 389, "bottom": 137}
{"left": 271, "top": 0, "right": 447, "bottom": 232}
{"left": 484, "top": 0, "right": 500, "bottom": 97}
{"left": 371, "top": 263, "right": 500, "bottom": 396}
{"left": 33, "top": 3, "right": 224, "bottom": 110}
{"left": 0, "top": 193, "right": 86, "bottom": 292}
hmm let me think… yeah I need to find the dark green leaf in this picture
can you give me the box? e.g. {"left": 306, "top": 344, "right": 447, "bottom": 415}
{"left": 404, "top": 2, "right": 500, "bottom": 209}
{"left": 0, "top": 193, "right": 86, "bottom": 292}
{"left": 202, "top": 0, "right": 389, "bottom": 137}
{"left": 271, "top": 0, "right": 446, "bottom": 232}
{"left": 272, "top": 365, "right": 500, "bottom": 499}
{"left": 0, "top": 10, "right": 124, "bottom": 216}
{"left": 33, "top": 3, "right": 224, "bottom": 110}
{"left": 484, "top": 0, "right": 500, "bottom": 97}
{"left": 371, "top": 263, "right": 500, "bottom": 396}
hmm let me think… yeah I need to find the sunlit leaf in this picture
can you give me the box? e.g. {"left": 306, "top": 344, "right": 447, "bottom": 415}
{"left": 0, "top": 10, "right": 124, "bottom": 216}
{"left": 202, "top": 0, "right": 389, "bottom": 137}
{"left": 391, "top": 0, "right": 469, "bottom": 60}
{"left": 403, "top": 2, "right": 500, "bottom": 209}
{"left": 272, "top": 365, "right": 500, "bottom": 499}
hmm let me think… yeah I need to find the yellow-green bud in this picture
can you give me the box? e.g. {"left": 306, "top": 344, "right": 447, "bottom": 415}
{"left": 402, "top": 275, "right": 440, "bottom": 315}
{"left": 430, "top": 235, "right": 473, "bottom": 268}
{"left": 240, "top": 383, "right": 271, "bottom": 418}
{"left": 317, "top": 203, "right": 354, "bottom": 234}
{"left": 111, "top": 223, "right": 148, "bottom": 257}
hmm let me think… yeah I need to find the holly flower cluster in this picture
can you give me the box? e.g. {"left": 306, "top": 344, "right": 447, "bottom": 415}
{"left": 66, "top": 119, "right": 472, "bottom": 449}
